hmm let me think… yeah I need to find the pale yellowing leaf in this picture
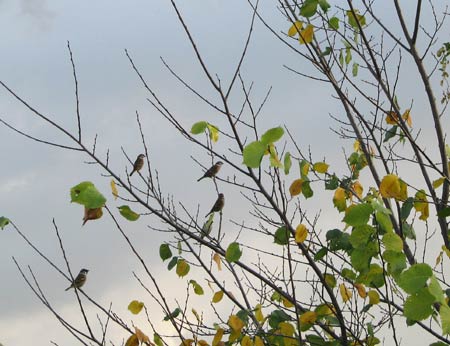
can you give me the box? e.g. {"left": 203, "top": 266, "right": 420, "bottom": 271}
{"left": 299, "top": 24, "right": 314, "bottom": 44}
{"left": 289, "top": 179, "right": 303, "bottom": 197}
{"left": 339, "top": 283, "right": 352, "bottom": 303}
{"left": 295, "top": 224, "right": 308, "bottom": 243}
{"left": 282, "top": 297, "right": 294, "bottom": 308}
{"left": 254, "top": 336, "right": 263, "bottom": 346}
{"left": 228, "top": 315, "right": 245, "bottom": 332}
{"left": 135, "top": 327, "right": 150, "bottom": 344}
{"left": 128, "top": 300, "right": 144, "bottom": 315}
{"left": 213, "top": 253, "right": 222, "bottom": 271}
{"left": 198, "top": 340, "right": 209, "bottom": 346}
{"left": 255, "top": 304, "right": 264, "bottom": 323}
{"left": 278, "top": 322, "right": 295, "bottom": 336}
{"left": 313, "top": 162, "right": 329, "bottom": 173}
{"left": 433, "top": 177, "right": 445, "bottom": 189}
{"left": 379, "top": 174, "right": 407, "bottom": 200}
{"left": 241, "top": 335, "right": 253, "bottom": 346}
{"left": 333, "top": 187, "right": 347, "bottom": 212}
{"left": 414, "top": 190, "right": 429, "bottom": 221}
{"left": 212, "top": 291, "right": 224, "bottom": 303}
{"left": 352, "top": 181, "right": 363, "bottom": 199}
{"left": 435, "top": 251, "right": 443, "bottom": 268}
{"left": 212, "top": 329, "right": 224, "bottom": 346}
{"left": 192, "top": 309, "right": 200, "bottom": 321}
{"left": 110, "top": 179, "right": 118, "bottom": 200}
{"left": 288, "top": 20, "right": 303, "bottom": 36}
{"left": 300, "top": 311, "right": 317, "bottom": 325}
{"left": 125, "top": 334, "right": 139, "bottom": 346}
{"left": 353, "top": 140, "right": 361, "bottom": 152}
{"left": 402, "top": 109, "right": 412, "bottom": 127}
{"left": 386, "top": 111, "right": 399, "bottom": 125}
{"left": 442, "top": 245, "right": 450, "bottom": 259}
{"left": 368, "top": 290, "right": 380, "bottom": 305}
{"left": 354, "top": 283, "right": 366, "bottom": 298}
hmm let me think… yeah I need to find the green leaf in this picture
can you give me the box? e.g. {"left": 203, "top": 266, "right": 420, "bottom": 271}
{"left": 345, "top": 47, "right": 352, "bottom": 65}
{"left": 128, "top": 300, "right": 144, "bottom": 314}
{"left": 154, "top": 333, "right": 163, "bottom": 346}
{"left": 274, "top": 226, "right": 290, "bottom": 245}
{"left": 342, "top": 268, "right": 357, "bottom": 281}
{"left": 0, "top": 216, "right": 10, "bottom": 230}
{"left": 176, "top": 259, "right": 190, "bottom": 277}
{"left": 159, "top": 243, "right": 172, "bottom": 261}
{"left": 191, "top": 121, "right": 208, "bottom": 134}
{"left": 382, "top": 232, "right": 403, "bottom": 252}
{"left": 328, "top": 17, "right": 339, "bottom": 30}
{"left": 226, "top": 242, "right": 242, "bottom": 262}
{"left": 403, "top": 287, "right": 435, "bottom": 321}
{"left": 384, "top": 126, "right": 397, "bottom": 142}
{"left": 437, "top": 207, "right": 450, "bottom": 218}
{"left": 429, "top": 275, "right": 445, "bottom": 304}
{"left": 314, "top": 247, "right": 328, "bottom": 261}
{"left": 318, "top": 0, "right": 330, "bottom": 12}
{"left": 350, "top": 225, "right": 374, "bottom": 249}
{"left": 320, "top": 46, "right": 332, "bottom": 56}
{"left": 357, "top": 263, "right": 384, "bottom": 288}
{"left": 284, "top": 152, "right": 292, "bottom": 175}
{"left": 242, "top": 140, "right": 266, "bottom": 168}
{"left": 383, "top": 250, "right": 406, "bottom": 277}
{"left": 189, "top": 280, "right": 205, "bottom": 295}
{"left": 300, "top": 0, "right": 318, "bottom": 18}
{"left": 70, "top": 181, "right": 107, "bottom": 209}
{"left": 440, "top": 304, "right": 450, "bottom": 335}
{"left": 351, "top": 244, "right": 377, "bottom": 272}
{"left": 118, "top": 205, "right": 140, "bottom": 221}
{"left": 375, "top": 211, "right": 393, "bottom": 233}
{"left": 398, "top": 263, "right": 432, "bottom": 294}
{"left": 325, "top": 174, "right": 339, "bottom": 190}
{"left": 268, "top": 309, "right": 291, "bottom": 328}
{"left": 324, "top": 273, "right": 336, "bottom": 288}
{"left": 261, "top": 126, "right": 284, "bottom": 145}
{"left": 343, "top": 203, "right": 373, "bottom": 227}
{"left": 352, "top": 63, "right": 359, "bottom": 77}
{"left": 402, "top": 222, "right": 416, "bottom": 240}
{"left": 347, "top": 10, "right": 366, "bottom": 29}
{"left": 326, "top": 229, "right": 352, "bottom": 252}
{"left": 167, "top": 256, "right": 178, "bottom": 271}
{"left": 302, "top": 180, "right": 314, "bottom": 199}
{"left": 400, "top": 198, "right": 414, "bottom": 220}
{"left": 164, "top": 307, "right": 181, "bottom": 321}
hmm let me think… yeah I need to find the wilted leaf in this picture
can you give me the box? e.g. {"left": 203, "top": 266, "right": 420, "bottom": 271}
{"left": 241, "top": 335, "right": 253, "bottom": 346}
{"left": 339, "top": 284, "right": 352, "bottom": 303}
{"left": 354, "top": 283, "right": 366, "bottom": 298}
{"left": 71, "top": 181, "right": 106, "bottom": 209}
{"left": 289, "top": 179, "right": 303, "bottom": 197}
{"left": 212, "top": 252, "right": 222, "bottom": 271}
{"left": 128, "top": 300, "right": 144, "bottom": 315}
{"left": 82, "top": 207, "right": 103, "bottom": 225}
{"left": 0, "top": 216, "right": 10, "bottom": 230}
{"left": 176, "top": 259, "right": 190, "bottom": 277}
{"left": 118, "top": 205, "right": 140, "bottom": 221}
{"left": 402, "top": 109, "right": 412, "bottom": 127}
{"left": 110, "top": 180, "right": 118, "bottom": 200}
{"left": 135, "top": 327, "right": 150, "bottom": 343}
{"left": 212, "top": 291, "right": 224, "bottom": 303}
{"left": 282, "top": 297, "right": 294, "bottom": 308}
{"left": 226, "top": 242, "right": 242, "bottom": 263}
{"left": 295, "top": 224, "right": 308, "bottom": 243}
{"left": 159, "top": 243, "right": 172, "bottom": 261}
{"left": 191, "top": 121, "right": 208, "bottom": 134}
{"left": 386, "top": 111, "right": 399, "bottom": 125}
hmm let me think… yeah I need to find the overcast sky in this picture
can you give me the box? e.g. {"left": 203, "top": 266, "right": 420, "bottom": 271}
{"left": 1, "top": 0, "right": 449, "bottom": 345}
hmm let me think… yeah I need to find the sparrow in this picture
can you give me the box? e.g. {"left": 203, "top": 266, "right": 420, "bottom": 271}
{"left": 206, "top": 193, "right": 225, "bottom": 217}
{"left": 65, "top": 268, "right": 89, "bottom": 291}
{"left": 130, "top": 154, "right": 145, "bottom": 176}
{"left": 197, "top": 161, "right": 223, "bottom": 182}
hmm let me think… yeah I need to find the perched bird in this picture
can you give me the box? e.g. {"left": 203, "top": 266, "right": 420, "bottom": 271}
{"left": 130, "top": 154, "right": 145, "bottom": 176}
{"left": 206, "top": 193, "right": 225, "bottom": 217}
{"left": 65, "top": 268, "right": 89, "bottom": 291}
{"left": 197, "top": 161, "right": 223, "bottom": 182}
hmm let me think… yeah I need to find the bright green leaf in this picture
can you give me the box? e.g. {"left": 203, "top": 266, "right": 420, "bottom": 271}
{"left": 261, "top": 127, "right": 284, "bottom": 145}
{"left": 383, "top": 250, "right": 407, "bottom": 277}
{"left": 191, "top": 121, "right": 208, "bottom": 134}
{"left": 343, "top": 203, "right": 373, "bottom": 227}
{"left": 0, "top": 216, "right": 10, "bottom": 230}
{"left": 328, "top": 17, "right": 339, "bottom": 30}
{"left": 159, "top": 243, "right": 172, "bottom": 261}
{"left": 284, "top": 152, "right": 292, "bottom": 175}
{"left": 274, "top": 226, "right": 290, "bottom": 245}
{"left": 118, "top": 205, "right": 140, "bottom": 221}
{"left": 350, "top": 225, "right": 374, "bottom": 249}
{"left": 300, "top": 0, "right": 318, "bottom": 18}
{"left": 243, "top": 141, "right": 266, "bottom": 168}
{"left": 382, "top": 232, "right": 403, "bottom": 252}
{"left": 189, "top": 280, "right": 205, "bottom": 295}
{"left": 70, "top": 181, "right": 107, "bottom": 209}
{"left": 226, "top": 242, "right": 242, "bottom": 263}
{"left": 398, "top": 263, "right": 432, "bottom": 294}
{"left": 429, "top": 275, "right": 445, "bottom": 305}
{"left": 318, "top": 0, "right": 330, "bottom": 12}
{"left": 403, "top": 288, "right": 435, "bottom": 321}
{"left": 440, "top": 304, "right": 450, "bottom": 335}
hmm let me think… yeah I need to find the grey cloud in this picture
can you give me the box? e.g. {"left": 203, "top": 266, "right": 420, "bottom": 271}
{"left": 19, "top": 0, "right": 55, "bottom": 29}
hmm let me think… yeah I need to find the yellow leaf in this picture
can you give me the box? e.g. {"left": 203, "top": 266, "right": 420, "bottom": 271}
{"left": 288, "top": 20, "right": 303, "bottom": 36}
{"left": 414, "top": 190, "right": 429, "bottom": 221}
{"left": 398, "top": 179, "right": 408, "bottom": 201}
{"left": 295, "top": 224, "right": 308, "bottom": 243}
{"left": 354, "top": 283, "right": 366, "bottom": 298}
{"left": 300, "top": 311, "right": 317, "bottom": 325}
{"left": 213, "top": 253, "right": 222, "bottom": 271}
{"left": 353, "top": 140, "right": 361, "bottom": 152}
{"left": 192, "top": 309, "right": 200, "bottom": 321}
{"left": 282, "top": 297, "right": 294, "bottom": 308}
{"left": 212, "top": 329, "right": 224, "bottom": 346}
{"left": 198, "top": 340, "right": 209, "bottom": 346}
{"left": 254, "top": 336, "right": 263, "bottom": 346}
{"left": 135, "top": 327, "right": 150, "bottom": 344}
{"left": 402, "top": 109, "right": 412, "bottom": 127}
{"left": 228, "top": 315, "right": 245, "bottom": 332}
{"left": 442, "top": 245, "right": 450, "bottom": 259}
{"left": 352, "top": 181, "right": 363, "bottom": 199}
{"left": 367, "top": 290, "right": 380, "bottom": 305}
{"left": 339, "top": 283, "right": 352, "bottom": 303}
{"left": 435, "top": 251, "right": 443, "bottom": 268}
{"left": 212, "top": 291, "right": 224, "bottom": 303}
{"left": 433, "top": 177, "right": 445, "bottom": 189}
{"left": 301, "top": 162, "right": 310, "bottom": 177}
{"left": 299, "top": 24, "right": 314, "bottom": 44}
{"left": 379, "top": 174, "right": 401, "bottom": 199}
{"left": 181, "top": 339, "right": 194, "bottom": 346}
{"left": 241, "top": 335, "right": 253, "bottom": 346}
{"left": 128, "top": 300, "right": 144, "bottom": 315}
{"left": 229, "top": 329, "right": 240, "bottom": 343}
{"left": 386, "top": 111, "right": 399, "bottom": 125}
{"left": 111, "top": 179, "right": 118, "bottom": 200}
{"left": 125, "top": 334, "right": 139, "bottom": 346}
{"left": 278, "top": 322, "right": 295, "bottom": 336}
{"left": 315, "top": 304, "right": 333, "bottom": 316}
{"left": 289, "top": 179, "right": 303, "bottom": 197}
{"left": 255, "top": 304, "right": 264, "bottom": 322}
{"left": 333, "top": 187, "right": 347, "bottom": 212}
{"left": 313, "top": 162, "right": 329, "bottom": 173}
